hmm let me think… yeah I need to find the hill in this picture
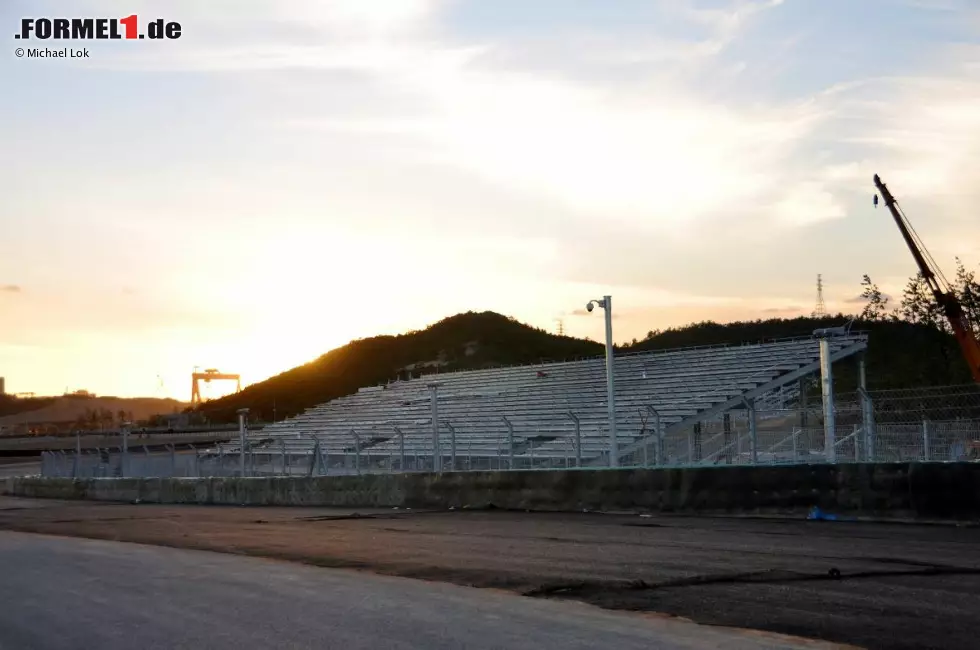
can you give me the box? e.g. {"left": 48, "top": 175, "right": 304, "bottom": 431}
{"left": 0, "top": 395, "right": 187, "bottom": 434}
{"left": 197, "top": 311, "right": 602, "bottom": 423}
{"left": 0, "top": 394, "right": 57, "bottom": 419}
{"left": 196, "top": 311, "right": 974, "bottom": 424}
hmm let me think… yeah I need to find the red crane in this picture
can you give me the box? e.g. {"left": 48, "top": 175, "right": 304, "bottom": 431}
{"left": 874, "top": 174, "right": 980, "bottom": 383}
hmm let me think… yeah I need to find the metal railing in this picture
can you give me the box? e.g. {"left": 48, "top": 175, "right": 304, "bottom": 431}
{"left": 32, "top": 384, "right": 980, "bottom": 479}
{"left": 37, "top": 416, "right": 980, "bottom": 479}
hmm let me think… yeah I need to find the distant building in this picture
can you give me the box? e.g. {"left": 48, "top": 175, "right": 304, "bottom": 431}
{"left": 0, "top": 377, "right": 5, "bottom": 395}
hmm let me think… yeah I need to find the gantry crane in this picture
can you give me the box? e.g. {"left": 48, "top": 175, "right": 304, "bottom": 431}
{"left": 190, "top": 368, "right": 242, "bottom": 404}
{"left": 873, "top": 174, "right": 980, "bottom": 382}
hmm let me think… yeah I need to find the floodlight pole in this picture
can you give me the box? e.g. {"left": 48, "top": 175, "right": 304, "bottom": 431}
{"left": 588, "top": 295, "right": 617, "bottom": 467}
{"left": 814, "top": 335, "right": 836, "bottom": 462}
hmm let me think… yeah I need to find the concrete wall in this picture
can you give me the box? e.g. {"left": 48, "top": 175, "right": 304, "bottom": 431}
{"left": 4, "top": 463, "right": 980, "bottom": 520}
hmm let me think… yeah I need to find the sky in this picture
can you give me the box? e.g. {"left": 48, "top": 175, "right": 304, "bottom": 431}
{"left": 2, "top": 0, "right": 979, "bottom": 400}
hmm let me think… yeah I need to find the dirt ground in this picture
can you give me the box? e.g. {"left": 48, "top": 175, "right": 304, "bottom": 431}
{"left": 1, "top": 497, "right": 977, "bottom": 650}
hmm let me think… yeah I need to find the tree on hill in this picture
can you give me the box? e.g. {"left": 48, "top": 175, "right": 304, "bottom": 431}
{"left": 858, "top": 258, "right": 979, "bottom": 384}
{"left": 954, "top": 258, "right": 980, "bottom": 336}
{"left": 859, "top": 275, "right": 889, "bottom": 321}
{"left": 629, "top": 315, "right": 970, "bottom": 392}
{"left": 862, "top": 258, "right": 980, "bottom": 335}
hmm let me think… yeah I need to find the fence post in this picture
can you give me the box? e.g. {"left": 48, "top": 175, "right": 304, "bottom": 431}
{"left": 565, "top": 412, "right": 581, "bottom": 468}
{"left": 647, "top": 406, "right": 662, "bottom": 466}
{"left": 859, "top": 387, "right": 875, "bottom": 462}
{"left": 351, "top": 429, "right": 361, "bottom": 474}
{"left": 638, "top": 409, "right": 649, "bottom": 468}
{"left": 395, "top": 426, "right": 405, "bottom": 472}
{"left": 852, "top": 424, "right": 860, "bottom": 462}
{"left": 73, "top": 432, "right": 81, "bottom": 478}
{"left": 319, "top": 439, "right": 328, "bottom": 476}
{"left": 428, "top": 382, "right": 442, "bottom": 473}
{"left": 309, "top": 437, "right": 320, "bottom": 476}
{"left": 723, "top": 413, "right": 733, "bottom": 465}
{"left": 922, "top": 419, "right": 930, "bottom": 462}
{"left": 503, "top": 416, "right": 515, "bottom": 469}
{"left": 746, "top": 399, "right": 758, "bottom": 465}
{"left": 446, "top": 423, "right": 456, "bottom": 471}
{"left": 693, "top": 422, "right": 703, "bottom": 463}
{"left": 237, "top": 408, "right": 250, "bottom": 478}
{"left": 168, "top": 444, "right": 176, "bottom": 476}
{"left": 121, "top": 422, "right": 130, "bottom": 478}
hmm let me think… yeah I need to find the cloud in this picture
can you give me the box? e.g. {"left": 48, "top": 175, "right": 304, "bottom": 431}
{"left": 1, "top": 285, "right": 21, "bottom": 293}
{"left": 8, "top": 0, "right": 979, "bottom": 344}
{"left": 79, "top": 0, "right": 449, "bottom": 72}
{"left": 74, "top": 0, "right": 838, "bottom": 234}
{"left": 678, "top": 0, "right": 786, "bottom": 44}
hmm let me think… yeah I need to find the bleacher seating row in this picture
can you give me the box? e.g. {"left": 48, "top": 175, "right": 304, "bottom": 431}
{"left": 220, "top": 333, "right": 867, "bottom": 470}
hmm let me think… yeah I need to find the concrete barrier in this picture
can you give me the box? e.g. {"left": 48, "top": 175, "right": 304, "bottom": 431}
{"left": 3, "top": 463, "right": 979, "bottom": 520}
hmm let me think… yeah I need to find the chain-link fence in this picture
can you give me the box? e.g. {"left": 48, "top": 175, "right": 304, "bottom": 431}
{"left": 40, "top": 444, "right": 203, "bottom": 478}
{"left": 38, "top": 385, "right": 980, "bottom": 479}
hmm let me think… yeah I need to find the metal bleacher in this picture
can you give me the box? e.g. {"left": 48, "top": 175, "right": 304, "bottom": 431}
{"left": 219, "top": 333, "right": 868, "bottom": 474}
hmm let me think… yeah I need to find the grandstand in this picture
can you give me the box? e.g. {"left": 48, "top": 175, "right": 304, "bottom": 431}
{"left": 208, "top": 332, "right": 869, "bottom": 475}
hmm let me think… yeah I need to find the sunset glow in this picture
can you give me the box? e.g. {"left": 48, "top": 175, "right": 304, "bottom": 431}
{"left": 3, "top": 0, "right": 979, "bottom": 399}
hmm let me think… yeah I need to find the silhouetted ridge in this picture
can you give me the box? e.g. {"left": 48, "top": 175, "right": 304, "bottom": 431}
{"left": 195, "top": 312, "right": 973, "bottom": 424}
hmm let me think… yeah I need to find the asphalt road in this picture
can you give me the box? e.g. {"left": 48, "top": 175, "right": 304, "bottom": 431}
{"left": 0, "top": 531, "right": 834, "bottom": 650}
{"left": 2, "top": 498, "right": 979, "bottom": 648}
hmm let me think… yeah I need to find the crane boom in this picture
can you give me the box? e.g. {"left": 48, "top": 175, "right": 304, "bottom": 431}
{"left": 873, "top": 174, "right": 980, "bottom": 383}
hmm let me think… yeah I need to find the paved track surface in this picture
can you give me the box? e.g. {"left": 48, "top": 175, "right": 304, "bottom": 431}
{"left": 0, "top": 531, "right": 833, "bottom": 650}
{"left": 1, "top": 497, "right": 978, "bottom": 648}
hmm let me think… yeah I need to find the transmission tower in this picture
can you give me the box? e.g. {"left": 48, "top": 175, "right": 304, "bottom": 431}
{"left": 812, "top": 274, "right": 827, "bottom": 318}
{"left": 554, "top": 318, "right": 565, "bottom": 336}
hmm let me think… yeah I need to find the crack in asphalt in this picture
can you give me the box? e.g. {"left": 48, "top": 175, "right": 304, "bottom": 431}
{"left": 522, "top": 564, "right": 980, "bottom": 598}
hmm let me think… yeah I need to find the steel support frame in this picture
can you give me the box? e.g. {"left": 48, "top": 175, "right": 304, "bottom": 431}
{"left": 606, "top": 338, "right": 868, "bottom": 467}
